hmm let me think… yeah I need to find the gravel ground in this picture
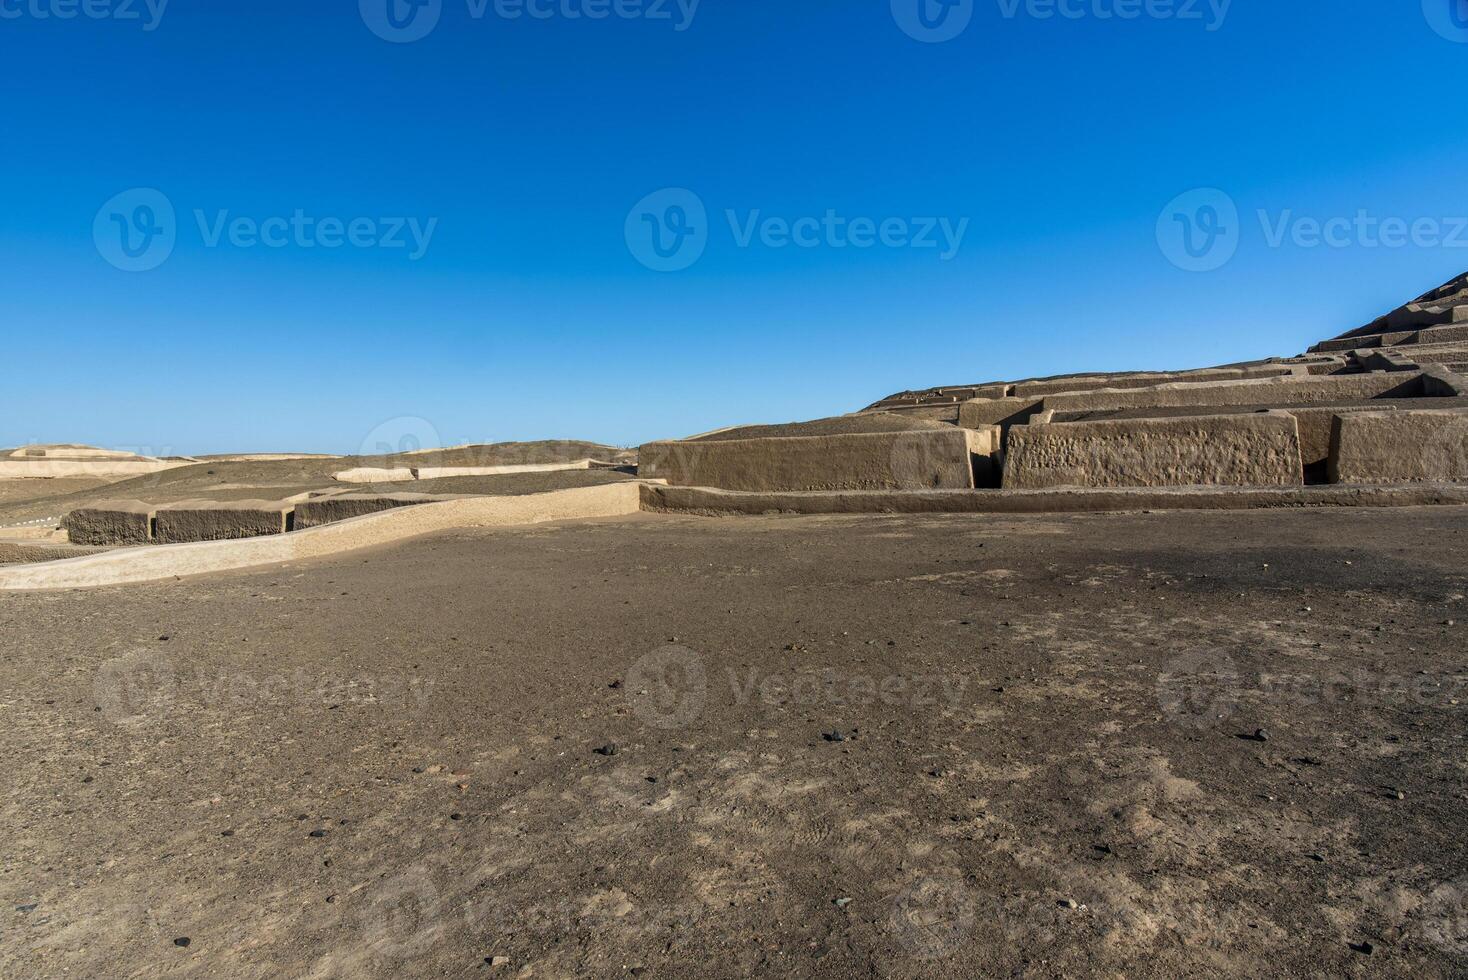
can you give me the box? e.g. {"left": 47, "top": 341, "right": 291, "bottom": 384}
{"left": 1, "top": 507, "right": 1465, "bottom": 978}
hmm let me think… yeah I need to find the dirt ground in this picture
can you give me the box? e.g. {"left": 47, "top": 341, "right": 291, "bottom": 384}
{"left": 1, "top": 507, "right": 1466, "bottom": 978}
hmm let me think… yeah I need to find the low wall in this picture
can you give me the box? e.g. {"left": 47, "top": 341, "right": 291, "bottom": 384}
{"left": 293, "top": 493, "right": 447, "bottom": 529}
{"left": 331, "top": 467, "right": 418, "bottom": 484}
{"left": 1037, "top": 372, "right": 1423, "bottom": 416}
{"left": 333, "top": 460, "right": 604, "bottom": 484}
{"left": 958, "top": 396, "right": 1047, "bottom": 428}
{"left": 153, "top": 501, "right": 293, "bottom": 544}
{"left": 63, "top": 501, "right": 154, "bottom": 546}
{"left": 1009, "top": 364, "right": 1296, "bottom": 399}
{"left": 638, "top": 428, "right": 990, "bottom": 492}
{"left": 1002, "top": 413, "right": 1303, "bottom": 490}
{"left": 1329, "top": 410, "right": 1468, "bottom": 484}
{"left": 641, "top": 482, "right": 1468, "bottom": 516}
{"left": 0, "top": 459, "right": 189, "bottom": 480}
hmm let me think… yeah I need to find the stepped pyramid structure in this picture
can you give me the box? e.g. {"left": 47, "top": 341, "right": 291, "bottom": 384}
{"left": 641, "top": 271, "right": 1468, "bottom": 497}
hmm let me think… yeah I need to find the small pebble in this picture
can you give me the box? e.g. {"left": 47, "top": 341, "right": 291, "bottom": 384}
{"left": 308, "top": 829, "right": 327, "bottom": 838}
{"left": 173, "top": 937, "right": 191, "bottom": 948}
{"left": 1059, "top": 898, "right": 1079, "bottom": 909}
{"left": 594, "top": 743, "right": 619, "bottom": 756}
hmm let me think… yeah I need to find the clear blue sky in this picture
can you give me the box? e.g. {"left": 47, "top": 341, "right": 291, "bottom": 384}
{"left": 4, "top": 1, "right": 1468, "bottom": 454}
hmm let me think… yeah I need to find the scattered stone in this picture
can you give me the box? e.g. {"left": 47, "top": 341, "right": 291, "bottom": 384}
{"left": 822, "top": 730, "right": 846, "bottom": 743}
{"left": 833, "top": 897, "right": 852, "bottom": 908}
{"left": 450, "top": 813, "right": 463, "bottom": 821}
{"left": 1058, "top": 898, "right": 1079, "bottom": 909}
{"left": 594, "top": 743, "right": 619, "bottom": 756}
{"left": 608, "top": 680, "right": 622, "bottom": 689}
{"left": 173, "top": 937, "right": 191, "bottom": 948}
{"left": 308, "top": 829, "right": 327, "bottom": 838}
{"left": 486, "top": 954, "right": 510, "bottom": 967}
{"left": 1349, "top": 941, "right": 1374, "bottom": 955}
{"left": 16, "top": 903, "right": 37, "bottom": 913}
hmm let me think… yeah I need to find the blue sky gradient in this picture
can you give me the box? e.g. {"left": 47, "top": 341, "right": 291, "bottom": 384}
{"left": 4, "top": 1, "right": 1468, "bottom": 453}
